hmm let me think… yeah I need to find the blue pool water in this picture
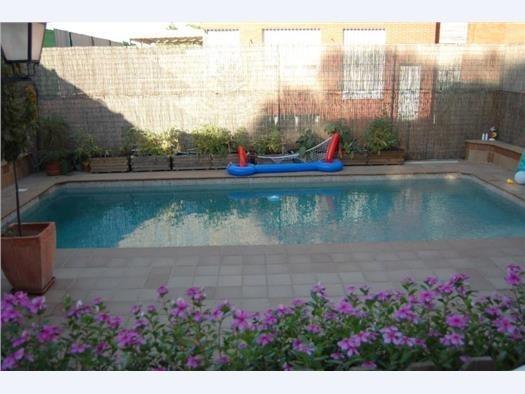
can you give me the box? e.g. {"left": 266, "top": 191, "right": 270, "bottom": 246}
{"left": 20, "top": 177, "right": 525, "bottom": 248}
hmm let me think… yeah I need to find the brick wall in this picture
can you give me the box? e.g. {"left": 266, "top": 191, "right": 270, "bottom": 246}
{"left": 33, "top": 44, "right": 525, "bottom": 160}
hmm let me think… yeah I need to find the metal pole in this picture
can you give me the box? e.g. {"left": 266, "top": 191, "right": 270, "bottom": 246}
{"left": 13, "top": 162, "right": 23, "bottom": 237}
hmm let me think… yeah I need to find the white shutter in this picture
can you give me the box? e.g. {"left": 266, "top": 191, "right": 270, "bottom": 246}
{"left": 439, "top": 23, "right": 468, "bottom": 44}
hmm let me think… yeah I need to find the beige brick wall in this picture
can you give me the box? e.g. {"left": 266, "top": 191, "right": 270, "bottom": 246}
{"left": 200, "top": 22, "right": 438, "bottom": 45}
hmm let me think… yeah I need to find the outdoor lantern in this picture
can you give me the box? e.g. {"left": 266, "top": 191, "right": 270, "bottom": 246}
{"left": 1, "top": 22, "right": 46, "bottom": 64}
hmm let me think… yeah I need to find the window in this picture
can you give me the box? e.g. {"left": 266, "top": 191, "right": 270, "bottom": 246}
{"left": 343, "top": 29, "right": 386, "bottom": 99}
{"left": 263, "top": 29, "right": 321, "bottom": 86}
{"left": 439, "top": 23, "right": 468, "bottom": 44}
{"left": 398, "top": 65, "right": 421, "bottom": 120}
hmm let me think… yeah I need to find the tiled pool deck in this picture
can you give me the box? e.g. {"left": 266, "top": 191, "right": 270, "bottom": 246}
{"left": 2, "top": 161, "right": 525, "bottom": 318}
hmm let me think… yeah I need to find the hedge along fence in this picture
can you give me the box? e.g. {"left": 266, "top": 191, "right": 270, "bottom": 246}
{"left": 33, "top": 44, "right": 525, "bottom": 160}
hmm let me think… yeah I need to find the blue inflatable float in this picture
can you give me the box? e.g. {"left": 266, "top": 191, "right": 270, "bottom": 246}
{"left": 227, "top": 159, "right": 343, "bottom": 176}
{"left": 227, "top": 133, "right": 343, "bottom": 177}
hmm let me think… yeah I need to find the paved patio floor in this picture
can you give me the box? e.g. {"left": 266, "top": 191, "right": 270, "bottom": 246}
{"left": 1, "top": 160, "right": 525, "bottom": 319}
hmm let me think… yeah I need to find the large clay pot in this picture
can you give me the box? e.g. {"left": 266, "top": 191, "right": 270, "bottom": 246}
{"left": 45, "top": 160, "right": 61, "bottom": 176}
{"left": 1, "top": 222, "right": 56, "bottom": 295}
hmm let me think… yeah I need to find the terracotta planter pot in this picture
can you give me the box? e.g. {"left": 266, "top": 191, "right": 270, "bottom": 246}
{"left": 45, "top": 160, "right": 61, "bottom": 176}
{"left": 81, "top": 160, "right": 91, "bottom": 172}
{"left": 1, "top": 222, "right": 56, "bottom": 295}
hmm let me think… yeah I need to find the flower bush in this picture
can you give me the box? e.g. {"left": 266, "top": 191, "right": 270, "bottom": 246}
{"left": 2, "top": 265, "right": 524, "bottom": 371}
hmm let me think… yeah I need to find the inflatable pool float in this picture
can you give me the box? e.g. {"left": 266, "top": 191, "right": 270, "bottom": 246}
{"left": 227, "top": 134, "right": 343, "bottom": 176}
{"left": 515, "top": 151, "right": 525, "bottom": 185}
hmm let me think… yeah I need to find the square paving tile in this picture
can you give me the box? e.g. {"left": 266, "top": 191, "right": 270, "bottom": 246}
{"left": 268, "top": 285, "right": 294, "bottom": 298}
{"left": 267, "top": 274, "right": 292, "bottom": 285}
{"left": 243, "top": 275, "right": 267, "bottom": 286}
{"left": 242, "top": 286, "right": 267, "bottom": 298}
{"left": 218, "top": 276, "right": 243, "bottom": 286}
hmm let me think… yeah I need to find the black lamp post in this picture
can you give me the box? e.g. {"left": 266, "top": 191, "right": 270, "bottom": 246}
{"left": 1, "top": 22, "right": 46, "bottom": 236}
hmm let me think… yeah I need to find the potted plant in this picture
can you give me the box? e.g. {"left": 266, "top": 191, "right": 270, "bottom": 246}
{"left": 192, "top": 125, "right": 234, "bottom": 169}
{"left": 325, "top": 120, "right": 367, "bottom": 165}
{"left": 72, "top": 130, "right": 101, "bottom": 172}
{"left": 253, "top": 125, "right": 283, "bottom": 162}
{"left": 171, "top": 129, "right": 210, "bottom": 170}
{"left": 1, "top": 78, "right": 56, "bottom": 295}
{"left": 129, "top": 127, "right": 171, "bottom": 172}
{"left": 89, "top": 127, "right": 132, "bottom": 173}
{"left": 296, "top": 128, "right": 322, "bottom": 161}
{"left": 37, "top": 117, "right": 72, "bottom": 175}
{"left": 364, "top": 118, "right": 405, "bottom": 165}
{"left": 40, "top": 149, "right": 73, "bottom": 176}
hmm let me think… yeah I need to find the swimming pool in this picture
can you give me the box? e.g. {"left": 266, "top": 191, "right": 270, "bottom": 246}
{"left": 19, "top": 176, "right": 525, "bottom": 248}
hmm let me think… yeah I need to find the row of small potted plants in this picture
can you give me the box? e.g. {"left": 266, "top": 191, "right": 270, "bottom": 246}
{"left": 37, "top": 117, "right": 405, "bottom": 175}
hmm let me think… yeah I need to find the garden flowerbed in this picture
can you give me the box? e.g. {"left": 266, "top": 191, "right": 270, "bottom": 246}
{"left": 1, "top": 265, "right": 523, "bottom": 371}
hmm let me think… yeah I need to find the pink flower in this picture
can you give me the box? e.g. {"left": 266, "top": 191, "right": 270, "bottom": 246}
{"left": 170, "top": 298, "right": 189, "bottom": 318}
{"left": 380, "top": 326, "right": 404, "bottom": 345}
{"left": 361, "top": 360, "right": 377, "bottom": 369}
{"left": 440, "top": 332, "right": 464, "bottom": 347}
{"left": 494, "top": 316, "right": 518, "bottom": 336}
{"left": 70, "top": 342, "right": 88, "bottom": 354}
{"left": 37, "top": 325, "right": 61, "bottom": 343}
{"left": 306, "top": 324, "right": 321, "bottom": 334}
{"left": 186, "top": 287, "right": 206, "bottom": 303}
{"left": 337, "top": 336, "right": 361, "bottom": 357}
{"left": 256, "top": 333, "right": 275, "bottom": 346}
{"left": 334, "top": 299, "right": 365, "bottom": 317}
{"left": 186, "top": 355, "right": 201, "bottom": 369}
{"left": 156, "top": 285, "right": 169, "bottom": 298}
{"left": 231, "top": 309, "right": 253, "bottom": 331}
{"left": 117, "top": 329, "right": 144, "bottom": 348}
{"left": 418, "top": 290, "right": 436, "bottom": 305}
{"left": 505, "top": 265, "right": 522, "bottom": 286}
{"left": 292, "top": 339, "right": 314, "bottom": 355}
{"left": 446, "top": 314, "right": 469, "bottom": 329}
{"left": 311, "top": 282, "right": 327, "bottom": 298}
{"left": 394, "top": 305, "right": 418, "bottom": 323}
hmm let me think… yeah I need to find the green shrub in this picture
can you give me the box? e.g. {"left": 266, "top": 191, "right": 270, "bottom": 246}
{"left": 324, "top": 119, "right": 360, "bottom": 157}
{"left": 39, "top": 117, "right": 69, "bottom": 150}
{"left": 72, "top": 131, "right": 101, "bottom": 163}
{"left": 296, "top": 128, "right": 322, "bottom": 159}
{"left": 253, "top": 126, "right": 282, "bottom": 155}
{"left": 192, "top": 125, "right": 231, "bottom": 155}
{"left": 121, "top": 127, "right": 170, "bottom": 156}
{"left": 1, "top": 80, "right": 38, "bottom": 163}
{"left": 364, "top": 118, "right": 398, "bottom": 154}
{"left": 230, "top": 128, "right": 251, "bottom": 152}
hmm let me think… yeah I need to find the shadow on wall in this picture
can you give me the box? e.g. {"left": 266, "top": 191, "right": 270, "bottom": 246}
{"left": 34, "top": 65, "right": 134, "bottom": 151}
{"left": 33, "top": 45, "right": 525, "bottom": 159}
